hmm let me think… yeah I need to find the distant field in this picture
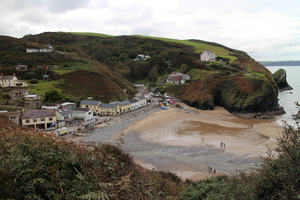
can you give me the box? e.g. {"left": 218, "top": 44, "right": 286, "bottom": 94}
{"left": 53, "top": 69, "right": 76, "bottom": 75}
{"left": 66, "top": 32, "right": 114, "bottom": 37}
{"left": 68, "top": 32, "right": 237, "bottom": 62}
{"left": 27, "top": 80, "right": 62, "bottom": 95}
{"left": 132, "top": 35, "right": 237, "bottom": 62}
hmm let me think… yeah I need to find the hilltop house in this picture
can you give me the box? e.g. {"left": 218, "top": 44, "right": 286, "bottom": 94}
{"left": 0, "top": 73, "right": 28, "bottom": 87}
{"left": 200, "top": 50, "right": 216, "bottom": 61}
{"left": 166, "top": 72, "right": 190, "bottom": 84}
{"left": 21, "top": 109, "right": 56, "bottom": 130}
{"left": 14, "top": 65, "right": 28, "bottom": 70}
{"left": 134, "top": 54, "right": 151, "bottom": 62}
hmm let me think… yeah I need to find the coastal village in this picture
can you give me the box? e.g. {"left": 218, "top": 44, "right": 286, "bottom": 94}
{"left": 0, "top": 47, "right": 215, "bottom": 136}
{"left": 0, "top": 70, "right": 186, "bottom": 136}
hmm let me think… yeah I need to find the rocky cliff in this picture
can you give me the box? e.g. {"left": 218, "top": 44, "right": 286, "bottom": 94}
{"left": 272, "top": 68, "right": 293, "bottom": 90}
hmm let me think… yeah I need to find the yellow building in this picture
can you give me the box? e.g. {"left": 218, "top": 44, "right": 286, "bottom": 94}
{"left": 21, "top": 110, "right": 56, "bottom": 130}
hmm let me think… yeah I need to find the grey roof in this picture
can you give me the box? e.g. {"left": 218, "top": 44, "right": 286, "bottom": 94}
{"left": 61, "top": 102, "right": 76, "bottom": 106}
{"left": 57, "top": 108, "right": 73, "bottom": 117}
{"left": 0, "top": 75, "right": 15, "bottom": 80}
{"left": 110, "top": 101, "right": 130, "bottom": 106}
{"left": 72, "top": 108, "right": 90, "bottom": 112}
{"left": 129, "top": 99, "right": 139, "bottom": 103}
{"left": 100, "top": 103, "right": 117, "bottom": 108}
{"left": 22, "top": 109, "right": 55, "bottom": 119}
{"left": 135, "top": 95, "right": 147, "bottom": 100}
{"left": 80, "top": 100, "right": 101, "bottom": 106}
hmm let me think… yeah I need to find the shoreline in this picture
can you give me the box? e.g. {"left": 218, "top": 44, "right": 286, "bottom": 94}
{"left": 81, "top": 103, "right": 283, "bottom": 181}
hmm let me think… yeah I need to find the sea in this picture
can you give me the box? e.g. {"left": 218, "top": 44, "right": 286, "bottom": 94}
{"left": 266, "top": 66, "right": 300, "bottom": 126}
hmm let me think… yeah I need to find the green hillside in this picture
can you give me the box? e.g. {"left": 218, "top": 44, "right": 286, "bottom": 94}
{"left": 0, "top": 32, "right": 279, "bottom": 114}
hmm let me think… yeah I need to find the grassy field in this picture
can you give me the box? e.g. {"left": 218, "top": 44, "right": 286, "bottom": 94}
{"left": 27, "top": 80, "right": 63, "bottom": 95}
{"left": 132, "top": 35, "right": 237, "bottom": 62}
{"left": 65, "top": 32, "right": 114, "bottom": 37}
{"left": 53, "top": 69, "right": 76, "bottom": 75}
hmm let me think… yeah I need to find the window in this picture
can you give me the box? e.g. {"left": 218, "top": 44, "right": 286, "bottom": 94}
{"left": 10, "top": 116, "right": 16, "bottom": 120}
{"left": 49, "top": 117, "right": 52, "bottom": 121}
{"left": 33, "top": 119, "right": 37, "bottom": 122}
{"left": 26, "top": 119, "right": 30, "bottom": 123}
{"left": 41, "top": 118, "right": 45, "bottom": 121}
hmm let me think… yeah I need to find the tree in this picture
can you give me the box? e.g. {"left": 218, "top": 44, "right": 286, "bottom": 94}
{"left": 148, "top": 66, "right": 159, "bottom": 82}
{"left": 2, "top": 93, "right": 11, "bottom": 105}
{"left": 44, "top": 90, "right": 64, "bottom": 103}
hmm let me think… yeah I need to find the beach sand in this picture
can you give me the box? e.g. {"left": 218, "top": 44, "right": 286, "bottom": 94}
{"left": 82, "top": 103, "right": 283, "bottom": 181}
{"left": 119, "top": 103, "right": 283, "bottom": 181}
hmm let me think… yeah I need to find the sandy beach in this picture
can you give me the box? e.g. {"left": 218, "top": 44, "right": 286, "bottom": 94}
{"left": 82, "top": 103, "right": 283, "bottom": 181}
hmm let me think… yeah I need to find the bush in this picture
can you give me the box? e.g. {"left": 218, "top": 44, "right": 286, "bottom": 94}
{"left": 30, "top": 78, "right": 39, "bottom": 84}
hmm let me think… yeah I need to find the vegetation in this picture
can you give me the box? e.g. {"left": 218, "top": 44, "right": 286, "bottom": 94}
{"left": 1, "top": 110, "right": 300, "bottom": 199}
{"left": 0, "top": 115, "right": 183, "bottom": 199}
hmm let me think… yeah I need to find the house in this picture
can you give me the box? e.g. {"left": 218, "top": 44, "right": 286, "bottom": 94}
{"left": 135, "top": 95, "right": 147, "bottom": 107}
{"left": 0, "top": 111, "right": 23, "bottom": 125}
{"left": 141, "top": 91, "right": 153, "bottom": 101}
{"left": 200, "top": 51, "right": 216, "bottom": 61}
{"left": 80, "top": 100, "right": 101, "bottom": 114}
{"left": 26, "top": 48, "right": 52, "bottom": 53}
{"left": 61, "top": 102, "right": 77, "bottom": 109}
{"left": 37, "top": 65, "right": 49, "bottom": 69}
{"left": 72, "top": 108, "right": 93, "bottom": 122}
{"left": 14, "top": 65, "right": 28, "bottom": 70}
{"left": 9, "top": 89, "right": 29, "bottom": 99}
{"left": 129, "top": 98, "right": 139, "bottom": 110}
{"left": 24, "top": 94, "right": 41, "bottom": 101}
{"left": 21, "top": 109, "right": 56, "bottom": 130}
{"left": 110, "top": 100, "right": 131, "bottom": 113}
{"left": 56, "top": 107, "right": 93, "bottom": 127}
{"left": 99, "top": 103, "right": 119, "bottom": 116}
{"left": 166, "top": 72, "right": 190, "bottom": 84}
{"left": 134, "top": 54, "right": 151, "bottom": 61}
{"left": 0, "top": 73, "right": 28, "bottom": 87}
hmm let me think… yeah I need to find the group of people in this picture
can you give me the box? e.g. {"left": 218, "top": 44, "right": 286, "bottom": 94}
{"left": 206, "top": 165, "right": 216, "bottom": 174}
{"left": 220, "top": 142, "right": 226, "bottom": 148}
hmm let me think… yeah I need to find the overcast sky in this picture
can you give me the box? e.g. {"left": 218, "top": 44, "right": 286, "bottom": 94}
{"left": 1, "top": 0, "right": 299, "bottom": 61}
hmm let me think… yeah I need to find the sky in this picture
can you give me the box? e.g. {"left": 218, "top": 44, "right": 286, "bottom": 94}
{"left": 1, "top": 0, "right": 300, "bottom": 61}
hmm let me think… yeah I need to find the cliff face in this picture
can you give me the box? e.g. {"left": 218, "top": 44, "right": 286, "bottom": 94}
{"left": 167, "top": 58, "right": 281, "bottom": 118}
{"left": 273, "top": 69, "right": 293, "bottom": 90}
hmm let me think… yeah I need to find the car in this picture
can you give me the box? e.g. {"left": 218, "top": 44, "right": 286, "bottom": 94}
{"left": 46, "top": 127, "right": 56, "bottom": 131}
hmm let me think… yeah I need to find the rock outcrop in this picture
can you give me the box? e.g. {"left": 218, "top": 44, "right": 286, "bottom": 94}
{"left": 273, "top": 69, "right": 293, "bottom": 91}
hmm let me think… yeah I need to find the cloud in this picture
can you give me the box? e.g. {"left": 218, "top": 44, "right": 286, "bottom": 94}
{"left": 0, "top": 0, "right": 300, "bottom": 61}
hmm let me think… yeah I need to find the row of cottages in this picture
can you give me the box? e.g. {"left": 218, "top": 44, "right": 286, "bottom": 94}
{"left": 80, "top": 96, "right": 148, "bottom": 116}
{"left": 200, "top": 50, "right": 216, "bottom": 61}
{"left": 166, "top": 72, "right": 190, "bottom": 84}
{"left": 0, "top": 73, "right": 28, "bottom": 87}
{"left": 26, "top": 47, "right": 52, "bottom": 53}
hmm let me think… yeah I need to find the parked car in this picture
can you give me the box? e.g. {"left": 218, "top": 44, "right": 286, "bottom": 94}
{"left": 46, "top": 127, "right": 55, "bottom": 131}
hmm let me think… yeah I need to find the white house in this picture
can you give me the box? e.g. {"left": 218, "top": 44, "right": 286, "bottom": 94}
{"left": 0, "top": 73, "right": 27, "bottom": 87}
{"left": 135, "top": 95, "right": 147, "bottom": 107}
{"left": 166, "top": 72, "right": 190, "bottom": 84}
{"left": 200, "top": 51, "right": 216, "bottom": 61}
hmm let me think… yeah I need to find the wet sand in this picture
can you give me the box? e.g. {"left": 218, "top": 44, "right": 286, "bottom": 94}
{"left": 82, "top": 103, "right": 283, "bottom": 181}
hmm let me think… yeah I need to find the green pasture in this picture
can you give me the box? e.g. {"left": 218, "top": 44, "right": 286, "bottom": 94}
{"left": 133, "top": 35, "right": 237, "bottom": 62}
{"left": 27, "top": 80, "right": 63, "bottom": 95}
{"left": 66, "top": 32, "right": 114, "bottom": 37}
{"left": 53, "top": 69, "right": 76, "bottom": 75}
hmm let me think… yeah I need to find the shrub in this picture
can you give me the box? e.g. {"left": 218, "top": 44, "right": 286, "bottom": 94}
{"left": 30, "top": 78, "right": 39, "bottom": 84}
